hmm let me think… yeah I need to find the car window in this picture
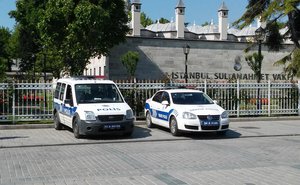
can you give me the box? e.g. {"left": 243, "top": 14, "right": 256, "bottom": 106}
{"left": 54, "top": 82, "right": 61, "bottom": 99}
{"left": 59, "top": 83, "right": 66, "bottom": 101}
{"left": 75, "top": 83, "right": 123, "bottom": 104}
{"left": 152, "top": 91, "right": 163, "bottom": 103}
{"left": 65, "top": 85, "right": 74, "bottom": 106}
{"left": 171, "top": 92, "right": 214, "bottom": 105}
{"left": 161, "top": 92, "right": 170, "bottom": 104}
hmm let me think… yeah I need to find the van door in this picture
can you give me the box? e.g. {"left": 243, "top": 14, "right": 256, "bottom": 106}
{"left": 62, "top": 84, "right": 74, "bottom": 128}
{"left": 56, "top": 83, "right": 66, "bottom": 125}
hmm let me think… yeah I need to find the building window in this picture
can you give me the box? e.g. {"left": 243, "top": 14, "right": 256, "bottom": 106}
{"left": 90, "top": 69, "right": 92, "bottom": 75}
{"left": 99, "top": 67, "right": 101, "bottom": 76}
{"left": 94, "top": 68, "right": 96, "bottom": 76}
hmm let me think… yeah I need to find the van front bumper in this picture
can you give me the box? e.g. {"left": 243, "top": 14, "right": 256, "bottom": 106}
{"left": 79, "top": 119, "right": 134, "bottom": 136}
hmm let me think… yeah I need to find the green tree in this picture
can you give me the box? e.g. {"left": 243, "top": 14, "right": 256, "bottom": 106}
{"left": 157, "top": 18, "right": 170, "bottom": 24}
{"left": 141, "top": 12, "right": 153, "bottom": 27}
{"left": 234, "top": 0, "right": 300, "bottom": 78}
{"left": 10, "top": 0, "right": 129, "bottom": 77}
{"left": 201, "top": 21, "right": 210, "bottom": 26}
{"left": 0, "top": 27, "right": 12, "bottom": 81}
{"left": 120, "top": 51, "right": 139, "bottom": 78}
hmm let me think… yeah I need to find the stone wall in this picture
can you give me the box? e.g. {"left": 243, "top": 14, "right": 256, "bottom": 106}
{"left": 109, "top": 37, "right": 294, "bottom": 81}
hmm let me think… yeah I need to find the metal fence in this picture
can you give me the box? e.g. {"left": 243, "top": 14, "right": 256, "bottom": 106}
{"left": 0, "top": 80, "right": 299, "bottom": 123}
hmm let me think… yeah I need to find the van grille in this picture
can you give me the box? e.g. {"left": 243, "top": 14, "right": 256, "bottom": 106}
{"left": 98, "top": 115, "right": 124, "bottom": 122}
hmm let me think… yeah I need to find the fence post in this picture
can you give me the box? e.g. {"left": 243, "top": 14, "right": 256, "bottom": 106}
{"left": 268, "top": 79, "right": 271, "bottom": 117}
{"left": 237, "top": 79, "right": 240, "bottom": 117}
{"left": 12, "top": 81, "right": 15, "bottom": 124}
{"left": 204, "top": 79, "right": 207, "bottom": 94}
{"left": 298, "top": 80, "right": 300, "bottom": 116}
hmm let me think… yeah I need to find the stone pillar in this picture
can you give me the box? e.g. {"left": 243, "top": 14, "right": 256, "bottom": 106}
{"left": 175, "top": 0, "right": 185, "bottom": 38}
{"left": 131, "top": 0, "right": 141, "bottom": 36}
{"left": 218, "top": 2, "right": 228, "bottom": 40}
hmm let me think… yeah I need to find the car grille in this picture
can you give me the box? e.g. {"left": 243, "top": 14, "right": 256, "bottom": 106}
{"left": 98, "top": 115, "right": 124, "bottom": 122}
{"left": 197, "top": 115, "right": 220, "bottom": 120}
{"left": 198, "top": 115, "right": 220, "bottom": 131}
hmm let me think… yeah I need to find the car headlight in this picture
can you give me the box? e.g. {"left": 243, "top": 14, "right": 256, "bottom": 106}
{"left": 182, "top": 112, "right": 197, "bottom": 119}
{"left": 85, "top": 111, "right": 96, "bottom": 121}
{"left": 126, "top": 109, "right": 134, "bottom": 120}
{"left": 221, "top": 111, "right": 229, "bottom": 119}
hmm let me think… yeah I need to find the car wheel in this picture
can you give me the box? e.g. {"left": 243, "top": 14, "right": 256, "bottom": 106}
{"left": 73, "top": 118, "right": 81, "bottom": 139}
{"left": 54, "top": 112, "right": 63, "bottom": 130}
{"left": 170, "top": 117, "right": 180, "bottom": 136}
{"left": 146, "top": 111, "right": 154, "bottom": 128}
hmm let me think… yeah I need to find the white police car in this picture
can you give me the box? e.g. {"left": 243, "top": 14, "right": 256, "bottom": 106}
{"left": 53, "top": 77, "right": 134, "bottom": 138}
{"left": 144, "top": 89, "right": 229, "bottom": 136}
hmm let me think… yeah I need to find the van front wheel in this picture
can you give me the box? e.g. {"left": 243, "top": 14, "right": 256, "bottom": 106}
{"left": 54, "top": 112, "right": 62, "bottom": 130}
{"left": 73, "top": 118, "right": 81, "bottom": 139}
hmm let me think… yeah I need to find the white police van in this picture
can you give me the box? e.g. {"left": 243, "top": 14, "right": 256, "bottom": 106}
{"left": 53, "top": 77, "right": 134, "bottom": 138}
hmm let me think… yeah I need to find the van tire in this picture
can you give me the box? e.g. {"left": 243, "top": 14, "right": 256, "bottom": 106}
{"left": 73, "top": 118, "right": 81, "bottom": 139}
{"left": 54, "top": 112, "right": 63, "bottom": 130}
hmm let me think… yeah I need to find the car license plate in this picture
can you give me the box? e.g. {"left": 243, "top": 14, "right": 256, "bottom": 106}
{"left": 103, "top": 124, "right": 121, "bottom": 130}
{"left": 202, "top": 121, "right": 219, "bottom": 126}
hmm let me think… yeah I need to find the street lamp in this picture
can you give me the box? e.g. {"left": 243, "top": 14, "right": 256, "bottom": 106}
{"left": 183, "top": 44, "right": 190, "bottom": 83}
{"left": 254, "top": 26, "right": 266, "bottom": 110}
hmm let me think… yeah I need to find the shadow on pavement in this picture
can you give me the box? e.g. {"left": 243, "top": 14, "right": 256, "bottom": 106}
{"left": 63, "top": 126, "right": 152, "bottom": 140}
{"left": 0, "top": 136, "right": 29, "bottom": 140}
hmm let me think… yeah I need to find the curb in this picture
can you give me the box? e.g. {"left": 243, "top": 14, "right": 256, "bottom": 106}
{"left": 0, "top": 116, "right": 299, "bottom": 130}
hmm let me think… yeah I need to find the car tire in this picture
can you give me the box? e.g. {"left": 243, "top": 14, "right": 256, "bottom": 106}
{"left": 146, "top": 111, "right": 154, "bottom": 128}
{"left": 170, "top": 117, "right": 180, "bottom": 136}
{"left": 54, "top": 112, "right": 63, "bottom": 130}
{"left": 73, "top": 118, "right": 81, "bottom": 139}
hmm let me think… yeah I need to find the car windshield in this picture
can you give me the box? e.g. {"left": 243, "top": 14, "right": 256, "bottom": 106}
{"left": 75, "top": 84, "right": 123, "bottom": 104}
{"left": 171, "top": 92, "right": 214, "bottom": 105}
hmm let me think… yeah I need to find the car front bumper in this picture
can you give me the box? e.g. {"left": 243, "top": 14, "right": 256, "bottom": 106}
{"left": 177, "top": 118, "right": 229, "bottom": 132}
{"left": 79, "top": 119, "right": 134, "bottom": 136}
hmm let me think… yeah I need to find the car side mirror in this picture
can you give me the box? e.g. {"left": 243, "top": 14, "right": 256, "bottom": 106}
{"left": 213, "top": 100, "right": 218, "bottom": 104}
{"left": 64, "top": 99, "right": 73, "bottom": 107}
{"left": 161, "top": 100, "right": 169, "bottom": 106}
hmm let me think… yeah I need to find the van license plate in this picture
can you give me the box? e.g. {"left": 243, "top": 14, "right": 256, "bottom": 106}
{"left": 103, "top": 124, "right": 121, "bottom": 130}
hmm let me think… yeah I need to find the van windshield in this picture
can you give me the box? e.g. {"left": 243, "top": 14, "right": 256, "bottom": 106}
{"left": 75, "top": 84, "right": 123, "bottom": 104}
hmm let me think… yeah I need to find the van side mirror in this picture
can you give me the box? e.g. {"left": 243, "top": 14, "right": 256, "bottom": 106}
{"left": 213, "top": 100, "right": 218, "bottom": 104}
{"left": 64, "top": 99, "right": 73, "bottom": 107}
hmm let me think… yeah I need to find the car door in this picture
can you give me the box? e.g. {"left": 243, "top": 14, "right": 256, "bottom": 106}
{"left": 149, "top": 91, "right": 163, "bottom": 124}
{"left": 155, "top": 91, "right": 172, "bottom": 127}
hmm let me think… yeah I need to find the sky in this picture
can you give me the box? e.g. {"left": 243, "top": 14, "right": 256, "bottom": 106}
{"left": 0, "top": 0, "right": 248, "bottom": 30}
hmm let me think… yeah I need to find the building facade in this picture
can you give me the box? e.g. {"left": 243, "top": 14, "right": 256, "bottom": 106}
{"left": 85, "top": 0, "right": 294, "bottom": 82}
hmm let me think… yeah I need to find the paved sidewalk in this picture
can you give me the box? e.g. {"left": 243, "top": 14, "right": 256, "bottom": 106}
{"left": 0, "top": 119, "right": 300, "bottom": 148}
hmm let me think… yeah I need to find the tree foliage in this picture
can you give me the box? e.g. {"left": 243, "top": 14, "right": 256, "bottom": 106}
{"left": 234, "top": 0, "right": 300, "bottom": 50}
{"left": 10, "top": 0, "right": 129, "bottom": 77}
{"left": 234, "top": 0, "right": 300, "bottom": 78}
{"left": 0, "top": 27, "right": 12, "bottom": 81}
{"left": 120, "top": 51, "right": 139, "bottom": 78}
{"left": 141, "top": 12, "right": 153, "bottom": 27}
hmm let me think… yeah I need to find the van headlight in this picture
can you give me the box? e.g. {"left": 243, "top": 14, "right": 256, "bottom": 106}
{"left": 85, "top": 111, "right": 96, "bottom": 121}
{"left": 182, "top": 112, "right": 197, "bottom": 119}
{"left": 126, "top": 109, "right": 134, "bottom": 120}
{"left": 221, "top": 111, "right": 229, "bottom": 119}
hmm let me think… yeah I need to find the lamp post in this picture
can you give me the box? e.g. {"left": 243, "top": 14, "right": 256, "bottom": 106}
{"left": 254, "top": 26, "right": 266, "bottom": 110}
{"left": 183, "top": 44, "right": 190, "bottom": 83}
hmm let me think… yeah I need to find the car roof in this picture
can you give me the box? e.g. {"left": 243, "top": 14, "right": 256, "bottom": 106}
{"left": 161, "top": 88, "right": 203, "bottom": 93}
{"left": 56, "top": 76, "right": 115, "bottom": 85}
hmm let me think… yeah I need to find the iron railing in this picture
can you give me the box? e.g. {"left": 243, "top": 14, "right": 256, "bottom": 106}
{"left": 0, "top": 80, "right": 299, "bottom": 123}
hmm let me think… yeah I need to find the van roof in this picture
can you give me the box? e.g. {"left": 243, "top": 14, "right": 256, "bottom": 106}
{"left": 57, "top": 76, "right": 115, "bottom": 85}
